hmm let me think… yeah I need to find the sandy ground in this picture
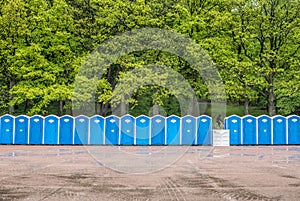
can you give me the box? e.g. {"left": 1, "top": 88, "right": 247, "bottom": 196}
{"left": 0, "top": 145, "right": 300, "bottom": 201}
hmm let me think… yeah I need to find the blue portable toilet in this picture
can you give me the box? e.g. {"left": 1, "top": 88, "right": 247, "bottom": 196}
{"left": 197, "top": 115, "right": 212, "bottom": 145}
{"left": 44, "top": 115, "right": 59, "bottom": 144}
{"left": 0, "top": 115, "right": 14, "bottom": 144}
{"left": 120, "top": 115, "right": 135, "bottom": 145}
{"left": 273, "top": 115, "right": 287, "bottom": 144}
{"left": 136, "top": 115, "right": 150, "bottom": 145}
{"left": 59, "top": 115, "right": 74, "bottom": 144}
{"left": 242, "top": 115, "right": 257, "bottom": 145}
{"left": 15, "top": 115, "right": 29, "bottom": 144}
{"left": 225, "top": 115, "right": 242, "bottom": 145}
{"left": 257, "top": 115, "right": 272, "bottom": 145}
{"left": 90, "top": 115, "right": 105, "bottom": 145}
{"left": 29, "top": 115, "right": 44, "bottom": 145}
{"left": 74, "top": 115, "right": 89, "bottom": 145}
{"left": 105, "top": 115, "right": 120, "bottom": 145}
{"left": 287, "top": 115, "right": 300, "bottom": 144}
{"left": 166, "top": 115, "right": 180, "bottom": 145}
{"left": 181, "top": 115, "right": 196, "bottom": 145}
{"left": 151, "top": 115, "right": 165, "bottom": 145}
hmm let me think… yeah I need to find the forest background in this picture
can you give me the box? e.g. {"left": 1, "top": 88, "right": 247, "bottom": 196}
{"left": 0, "top": 0, "right": 299, "bottom": 117}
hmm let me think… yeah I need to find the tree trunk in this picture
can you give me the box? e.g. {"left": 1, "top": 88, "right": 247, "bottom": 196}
{"left": 267, "top": 91, "right": 276, "bottom": 116}
{"left": 244, "top": 97, "right": 249, "bottom": 115}
{"left": 96, "top": 102, "right": 101, "bottom": 115}
{"left": 24, "top": 101, "right": 29, "bottom": 113}
{"left": 120, "top": 101, "right": 127, "bottom": 116}
{"left": 111, "top": 101, "right": 127, "bottom": 116}
{"left": 65, "top": 100, "right": 72, "bottom": 115}
{"left": 101, "top": 102, "right": 109, "bottom": 116}
{"left": 152, "top": 104, "right": 159, "bottom": 116}
{"left": 58, "top": 100, "right": 63, "bottom": 116}
{"left": 8, "top": 104, "right": 14, "bottom": 115}
{"left": 8, "top": 79, "right": 14, "bottom": 114}
{"left": 267, "top": 71, "right": 276, "bottom": 116}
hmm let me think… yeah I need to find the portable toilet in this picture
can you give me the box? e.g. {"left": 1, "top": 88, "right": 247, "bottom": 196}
{"left": 151, "top": 115, "right": 165, "bottom": 145}
{"left": 197, "top": 115, "right": 212, "bottom": 145}
{"left": 166, "top": 115, "right": 180, "bottom": 145}
{"left": 90, "top": 115, "right": 105, "bottom": 145}
{"left": 15, "top": 115, "right": 29, "bottom": 144}
{"left": 105, "top": 115, "right": 120, "bottom": 145}
{"left": 273, "top": 115, "right": 287, "bottom": 144}
{"left": 257, "top": 115, "right": 271, "bottom": 145}
{"left": 0, "top": 115, "right": 14, "bottom": 144}
{"left": 74, "top": 115, "right": 89, "bottom": 145}
{"left": 225, "top": 115, "right": 242, "bottom": 145}
{"left": 29, "top": 115, "right": 44, "bottom": 144}
{"left": 120, "top": 115, "right": 135, "bottom": 145}
{"left": 242, "top": 115, "right": 257, "bottom": 145}
{"left": 287, "top": 115, "right": 300, "bottom": 144}
{"left": 44, "top": 115, "right": 59, "bottom": 144}
{"left": 136, "top": 115, "right": 150, "bottom": 145}
{"left": 181, "top": 115, "right": 196, "bottom": 145}
{"left": 59, "top": 115, "right": 74, "bottom": 144}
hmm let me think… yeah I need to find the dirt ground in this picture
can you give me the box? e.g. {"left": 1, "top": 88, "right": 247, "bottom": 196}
{"left": 0, "top": 145, "right": 300, "bottom": 201}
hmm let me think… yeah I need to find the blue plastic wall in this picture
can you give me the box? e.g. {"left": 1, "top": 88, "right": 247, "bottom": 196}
{"left": 120, "top": 115, "right": 135, "bottom": 145}
{"left": 90, "top": 115, "right": 105, "bottom": 145}
{"left": 15, "top": 115, "right": 29, "bottom": 144}
{"left": 226, "top": 115, "right": 241, "bottom": 145}
{"left": 224, "top": 115, "right": 300, "bottom": 145}
{"left": 197, "top": 116, "right": 212, "bottom": 145}
{"left": 151, "top": 115, "right": 165, "bottom": 145}
{"left": 273, "top": 116, "right": 286, "bottom": 144}
{"left": 74, "top": 115, "right": 89, "bottom": 145}
{"left": 181, "top": 116, "right": 196, "bottom": 145}
{"left": 105, "top": 116, "right": 119, "bottom": 145}
{"left": 44, "top": 115, "right": 59, "bottom": 144}
{"left": 257, "top": 115, "right": 271, "bottom": 145}
{"left": 29, "top": 115, "right": 43, "bottom": 145}
{"left": 166, "top": 115, "right": 180, "bottom": 145}
{"left": 288, "top": 115, "right": 300, "bottom": 144}
{"left": 0, "top": 115, "right": 14, "bottom": 144}
{"left": 136, "top": 115, "right": 150, "bottom": 145}
{"left": 59, "top": 116, "right": 74, "bottom": 144}
{"left": 1, "top": 114, "right": 300, "bottom": 145}
{"left": 242, "top": 116, "right": 257, "bottom": 145}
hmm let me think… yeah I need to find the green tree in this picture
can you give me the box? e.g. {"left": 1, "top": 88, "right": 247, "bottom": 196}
{"left": 0, "top": 0, "right": 28, "bottom": 114}
{"left": 229, "top": 0, "right": 300, "bottom": 116}
{"left": 5, "top": 0, "right": 80, "bottom": 115}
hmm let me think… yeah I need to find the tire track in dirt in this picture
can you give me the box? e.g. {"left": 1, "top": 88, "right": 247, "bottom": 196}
{"left": 159, "top": 177, "right": 176, "bottom": 201}
{"left": 37, "top": 187, "right": 64, "bottom": 201}
{"left": 159, "top": 177, "right": 187, "bottom": 201}
{"left": 48, "top": 173, "right": 97, "bottom": 200}
{"left": 0, "top": 164, "right": 67, "bottom": 201}
{"left": 0, "top": 187, "right": 28, "bottom": 200}
{"left": 180, "top": 163, "right": 280, "bottom": 201}
{"left": 157, "top": 179, "right": 169, "bottom": 201}
{"left": 21, "top": 173, "right": 91, "bottom": 201}
{"left": 165, "top": 177, "right": 187, "bottom": 201}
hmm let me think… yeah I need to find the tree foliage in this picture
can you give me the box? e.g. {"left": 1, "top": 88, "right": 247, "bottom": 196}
{"left": 0, "top": 0, "right": 299, "bottom": 116}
